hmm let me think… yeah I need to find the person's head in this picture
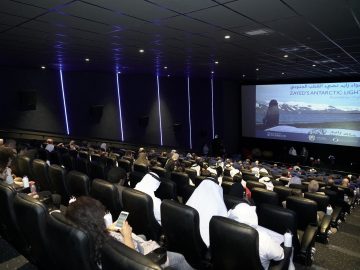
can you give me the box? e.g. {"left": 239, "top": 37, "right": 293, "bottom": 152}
{"left": 137, "top": 152, "right": 148, "bottom": 161}
{"left": 65, "top": 196, "right": 108, "bottom": 266}
{"left": 100, "top": 143, "right": 107, "bottom": 152}
{"left": 46, "top": 138, "right": 53, "bottom": 145}
{"left": 172, "top": 152, "right": 179, "bottom": 161}
{"left": 228, "top": 203, "right": 258, "bottom": 228}
{"left": 341, "top": 178, "right": 350, "bottom": 187}
{"left": 308, "top": 180, "right": 319, "bottom": 193}
{"left": 0, "top": 147, "right": 15, "bottom": 172}
{"left": 107, "top": 167, "right": 127, "bottom": 184}
{"left": 138, "top": 147, "right": 145, "bottom": 154}
{"left": 269, "top": 99, "right": 278, "bottom": 107}
{"left": 281, "top": 170, "right": 290, "bottom": 178}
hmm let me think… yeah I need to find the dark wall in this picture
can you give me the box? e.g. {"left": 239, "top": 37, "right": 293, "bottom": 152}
{"left": 0, "top": 67, "right": 241, "bottom": 152}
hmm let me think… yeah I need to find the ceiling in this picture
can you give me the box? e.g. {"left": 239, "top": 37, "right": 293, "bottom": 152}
{"left": 1, "top": 0, "right": 360, "bottom": 81}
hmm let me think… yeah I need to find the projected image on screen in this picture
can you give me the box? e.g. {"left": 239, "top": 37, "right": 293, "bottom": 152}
{"left": 256, "top": 82, "right": 360, "bottom": 147}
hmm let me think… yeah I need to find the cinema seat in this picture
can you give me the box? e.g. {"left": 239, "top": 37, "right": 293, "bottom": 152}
{"left": 66, "top": 170, "right": 90, "bottom": 197}
{"left": 32, "top": 159, "right": 52, "bottom": 192}
{"left": 48, "top": 164, "right": 70, "bottom": 205}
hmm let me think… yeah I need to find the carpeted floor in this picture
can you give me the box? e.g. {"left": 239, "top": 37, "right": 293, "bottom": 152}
{"left": 1, "top": 205, "right": 359, "bottom": 270}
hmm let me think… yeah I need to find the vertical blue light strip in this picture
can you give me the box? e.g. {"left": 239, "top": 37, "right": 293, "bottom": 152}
{"left": 187, "top": 77, "right": 192, "bottom": 149}
{"left": 59, "top": 69, "right": 70, "bottom": 135}
{"left": 116, "top": 73, "right": 124, "bottom": 141}
{"left": 211, "top": 77, "right": 215, "bottom": 139}
{"left": 156, "top": 75, "right": 163, "bottom": 146}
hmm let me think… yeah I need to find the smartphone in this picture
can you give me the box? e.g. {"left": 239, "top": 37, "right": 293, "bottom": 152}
{"left": 114, "top": 211, "right": 129, "bottom": 229}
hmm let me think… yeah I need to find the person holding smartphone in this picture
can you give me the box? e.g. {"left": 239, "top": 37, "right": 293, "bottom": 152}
{"left": 66, "top": 196, "right": 193, "bottom": 270}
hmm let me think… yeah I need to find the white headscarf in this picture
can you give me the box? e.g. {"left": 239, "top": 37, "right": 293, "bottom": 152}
{"left": 228, "top": 203, "right": 285, "bottom": 270}
{"left": 259, "top": 176, "right": 274, "bottom": 191}
{"left": 135, "top": 173, "right": 162, "bottom": 225}
{"left": 251, "top": 167, "right": 260, "bottom": 178}
{"left": 186, "top": 179, "right": 227, "bottom": 247}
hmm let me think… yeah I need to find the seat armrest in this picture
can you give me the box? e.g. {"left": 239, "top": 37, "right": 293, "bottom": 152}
{"left": 269, "top": 247, "right": 292, "bottom": 270}
{"left": 319, "top": 215, "right": 331, "bottom": 234}
{"left": 300, "top": 225, "right": 317, "bottom": 255}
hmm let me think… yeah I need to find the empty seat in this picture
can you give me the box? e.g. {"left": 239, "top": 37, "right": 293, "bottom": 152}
{"left": 170, "top": 171, "right": 189, "bottom": 196}
{"left": 47, "top": 212, "right": 97, "bottom": 270}
{"left": 252, "top": 187, "right": 279, "bottom": 207}
{"left": 66, "top": 170, "right": 90, "bottom": 197}
{"left": 161, "top": 200, "right": 208, "bottom": 268}
{"left": 90, "top": 179, "right": 122, "bottom": 218}
{"left": 48, "top": 164, "right": 70, "bottom": 205}
{"left": 14, "top": 193, "right": 54, "bottom": 268}
{"left": 16, "top": 155, "right": 33, "bottom": 178}
{"left": 122, "top": 188, "right": 162, "bottom": 241}
{"left": 32, "top": 159, "right": 52, "bottom": 192}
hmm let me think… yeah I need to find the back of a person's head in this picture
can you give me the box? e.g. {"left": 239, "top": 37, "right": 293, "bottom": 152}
{"left": 308, "top": 180, "right": 319, "bottom": 193}
{"left": 46, "top": 138, "right": 53, "bottom": 144}
{"left": 107, "top": 167, "right": 127, "bottom": 184}
{"left": 281, "top": 170, "right": 289, "bottom": 177}
{"left": 0, "top": 146, "right": 15, "bottom": 171}
{"left": 341, "top": 178, "right": 349, "bottom": 187}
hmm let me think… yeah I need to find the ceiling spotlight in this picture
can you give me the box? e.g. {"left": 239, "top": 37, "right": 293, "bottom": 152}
{"left": 211, "top": 71, "right": 214, "bottom": 74}
{"left": 215, "top": 61, "right": 219, "bottom": 64}
{"left": 284, "top": 54, "right": 288, "bottom": 58}
{"left": 139, "top": 49, "right": 144, "bottom": 53}
{"left": 242, "top": 74, "right": 246, "bottom": 78}
{"left": 224, "top": 35, "right": 230, "bottom": 39}
{"left": 164, "top": 66, "right": 168, "bottom": 69}
{"left": 85, "top": 58, "right": 90, "bottom": 62}
{"left": 167, "top": 74, "right": 170, "bottom": 77}
{"left": 256, "top": 68, "right": 259, "bottom": 71}
{"left": 282, "top": 72, "right": 285, "bottom": 75}
{"left": 312, "top": 64, "right": 316, "bottom": 67}
{"left": 117, "top": 71, "right": 121, "bottom": 74}
{"left": 41, "top": 66, "right": 46, "bottom": 69}
{"left": 329, "top": 69, "right": 333, "bottom": 72}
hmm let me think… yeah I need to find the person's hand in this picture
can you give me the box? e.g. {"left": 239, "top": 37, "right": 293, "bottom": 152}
{"left": 120, "top": 221, "right": 132, "bottom": 238}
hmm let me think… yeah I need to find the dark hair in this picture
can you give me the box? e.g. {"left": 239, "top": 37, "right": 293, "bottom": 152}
{"left": 269, "top": 99, "right": 278, "bottom": 106}
{"left": 65, "top": 196, "right": 108, "bottom": 266}
{"left": 107, "top": 167, "right": 126, "bottom": 184}
{"left": 0, "top": 147, "right": 15, "bottom": 171}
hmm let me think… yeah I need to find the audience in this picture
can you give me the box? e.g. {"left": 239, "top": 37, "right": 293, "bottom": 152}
{"left": 65, "top": 196, "right": 193, "bottom": 270}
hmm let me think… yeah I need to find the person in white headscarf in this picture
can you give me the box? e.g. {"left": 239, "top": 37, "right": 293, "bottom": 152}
{"left": 135, "top": 172, "right": 162, "bottom": 225}
{"left": 259, "top": 175, "right": 274, "bottom": 191}
{"left": 251, "top": 167, "right": 260, "bottom": 178}
{"left": 186, "top": 179, "right": 227, "bottom": 247}
{"left": 228, "top": 203, "right": 294, "bottom": 270}
{"left": 225, "top": 163, "right": 241, "bottom": 178}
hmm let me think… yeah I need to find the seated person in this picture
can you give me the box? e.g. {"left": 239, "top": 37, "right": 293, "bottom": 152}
{"left": 134, "top": 172, "right": 162, "bottom": 225}
{"left": 65, "top": 196, "right": 193, "bottom": 270}
{"left": 259, "top": 174, "right": 274, "bottom": 191}
{"left": 186, "top": 178, "right": 227, "bottom": 247}
{"left": 228, "top": 203, "right": 294, "bottom": 270}
{"left": 164, "top": 152, "right": 180, "bottom": 178}
{"left": 44, "top": 138, "right": 55, "bottom": 152}
{"left": 134, "top": 151, "right": 150, "bottom": 167}
{"left": 0, "top": 146, "right": 23, "bottom": 186}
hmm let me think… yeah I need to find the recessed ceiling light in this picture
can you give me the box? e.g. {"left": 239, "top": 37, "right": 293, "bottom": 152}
{"left": 211, "top": 71, "right": 214, "bottom": 74}
{"left": 117, "top": 71, "right": 121, "bottom": 74}
{"left": 139, "top": 49, "right": 144, "bottom": 53}
{"left": 282, "top": 72, "right": 285, "bottom": 75}
{"left": 224, "top": 35, "right": 230, "bottom": 39}
{"left": 85, "top": 58, "right": 90, "bottom": 62}
{"left": 215, "top": 61, "right": 219, "bottom": 64}
{"left": 244, "top": 28, "right": 273, "bottom": 36}
{"left": 167, "top": 74, "right": 170, "bottom": 77}
{"left": 329, "top": 69, "right": 333, "bottom": 72}
{"left": 242, "top": 74, "right": 246, "bottom": 77}
{"left": 41, "top": 66, "right": 46, "bottom": 69}
{"left": 312, "top": 64, "right": 316, "bottom": 67}
{"left": 284, "top": 54, "right": 288, "bottom": 58}
{"left": 256, "top": 68, "right": 259, "bottom": 71}
{"left": 164, "top": 66, "right": 168, "bottom": 69}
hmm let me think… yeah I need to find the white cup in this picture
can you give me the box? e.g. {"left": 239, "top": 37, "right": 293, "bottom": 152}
{"left": 284, "top": 232, "right": 292, "bottom": 247}
{"left": 22, "top": 176, "right": 29, "bottom": 188}
{"left": 326, "top": 206, "right": 333, "bottom": 216}
{"left": 104, "top": 212, "right": 113, "bottom": 228}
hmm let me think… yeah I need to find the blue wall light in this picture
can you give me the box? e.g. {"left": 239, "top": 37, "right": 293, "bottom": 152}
{"left": 116, "top": 72, "right": 124, "bottom": 141}
{"left": 59, "top": 69, "right": 70, "bottom": 135}
{"left": 187, "top": 77, "right": 192, "bottom": 149}
{"left": 211, "top": 77, "right": 215, "bottom": 139}
{"left": 156, "top": 75, "right": 163, "bottom": 146}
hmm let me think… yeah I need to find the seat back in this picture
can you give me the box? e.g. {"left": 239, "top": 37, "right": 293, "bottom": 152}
{"left": 151, "top": 166, "right": 167, "bottom": 178}
{"left": 47, "top": 212, "right": 97, "bottom": 270}
{"left": 210, "top": 216, "right": 263, "bottom": 270}
{"left": 155, "top": 179, "right": 177, "bottom": 201}
{"left": 157, "top": 156, "right": 167, "bottom": 167}
{"left": 246, "top": 180, "right": 266, "bottom": 191}
{"left": 101, "top": 239, "right": 161, "bottom": 270}
{"left": 49, "top": 151, "right": 62, "bottom": 165}
{"left": 122, "top": 188, "right": 162, "bottom": 241}
{"left": 194, "top": 176, "right": 206, "bottom": 187}
{"left": 286, "top": 196, "right": 317, "bottom": 231}
{"left": 89, "top": 161, "right": 107, "bottom": 180}
{"left": 90, "top": 179, "right": 122, "bottom": 218}
{"left": 289, "top": 184, "right": 306, "bottom": 192}
{"left": 62, "top": 153, "right": 75, "bottom": 171}
{"left": 304, "top": 192, "right": 329, "bottom": 212}
{"left": 32, "top": 159, "right": 52, "bottom": 192}
{"left": 76, "top": 157, "right": 90, "bottom": 175}
{"left": 48, "top": 164, "right": 70, "bottom": 205}
{"left": 223, "top": 194, "right": 247, "bottom": 210}
{"left": 182, "top": 185, "right": 196, "bottom": 204}
{"left": 129, "top": 171, "right": 146, "bottom": 188}
{"left": 242, "top": 171, "right": 258, "bottom": 181}
{"left": 14, "top": 193, "right": 53, "bottom": 268}
{"left": 161, "top": 200, "right": 207, "bottom": 267}
{"left": 38, "top": 148, "right": 48, "bottom": 161}
{"left": 257, "top": 203, "right": 299, "bottom": 253}
{"left": 0, "top": 182, "right": 28, "bottom": 253}
{"left": 16, "top": 155, "right": 33, "bottom": 178}
{"left": 170, "top": 172, "right": 189, "bottom": 196}
{"left": 66, "top": 170, "right": 90, "bottom": 197}
{"left": 273, "top": 186, "right": 293, "bottom": 204}
{"left": 252, "top": 187, "right": 279, "bottom": 207}
{"left": 185, "top": 168, "right": 197, "bottom": 182}
{"left": 117, "top": 159, "right": 131, "bottom": 173}
{"left": 133, "top": 163, "right": 148, "bottom": 173}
